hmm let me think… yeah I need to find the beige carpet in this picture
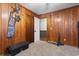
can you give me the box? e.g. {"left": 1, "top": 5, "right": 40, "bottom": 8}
{"left": 16, "top": 41, "right": 79, "bottom": 56}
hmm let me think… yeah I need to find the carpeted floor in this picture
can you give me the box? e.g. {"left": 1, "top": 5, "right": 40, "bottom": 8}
{"left": 16, "top": 41, "right": 79, "bottom": 56}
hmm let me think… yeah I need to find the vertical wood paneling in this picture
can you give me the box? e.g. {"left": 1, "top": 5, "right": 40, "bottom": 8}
{"left": 0, "top": 3, "right": 34, "bottom": 55}
{"left": 2, "top": 4, "right": 9, "bottom": 54}
{"left": 47, "top": 14, "right": 53, "bottom": 41}
{"left": 0, "top": 4, "right": 2, "bottom": 55}
{"left": 47, "top": 6, "right": 79, "bottom": 47}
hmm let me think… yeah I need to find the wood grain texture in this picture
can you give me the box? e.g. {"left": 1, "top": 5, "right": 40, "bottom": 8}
{"left": 19, "top": 4, "right": 40, "bottom": 18}
{"left": 0, "top": 3, "right": 34, "bottom": 55}
{"left": 0, "top": 4, "right": 2, "bottom": 55}
{"left": 47, "top": 6, "right": 79, "bottom": 47}
{"left": 0, "top": 3, "right": 79, "bottom": 55}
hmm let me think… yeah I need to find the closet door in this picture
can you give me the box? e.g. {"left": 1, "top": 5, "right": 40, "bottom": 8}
{"left": 21, "top": 7, "right": 34, "bottom": 44}
{"left": 25, "top": 14, "right": 34, "bottom": 43}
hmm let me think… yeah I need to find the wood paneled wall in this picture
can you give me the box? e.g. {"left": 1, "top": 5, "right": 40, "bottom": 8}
{"left": 0, "top": 4, "right": 2, "bottom": 55}
{"left": 0, "top": 3, "right": 35, "bottom": 55}
{"left": 0, "top": 3, "right": 79, "bottom": 55}
{"left": 46, "top": 6, "right": 79, "bottom": 47}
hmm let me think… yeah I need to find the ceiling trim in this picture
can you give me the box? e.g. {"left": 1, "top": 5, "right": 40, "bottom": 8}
{"left": 19, "top": 3, "right": 39, "bottom": 18}
{"left": 38, "top": 5, "right": 79, "bottom": 19}
{"left": 20, "top": 4, "right": 79, "bottom": 19}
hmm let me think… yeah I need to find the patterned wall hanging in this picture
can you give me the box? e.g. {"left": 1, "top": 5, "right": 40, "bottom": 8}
{"left": 7, "top": 4, "right": 21, "bottom": 38}
{"left": 7, "top": 12, "right": 16, "bottom": 38}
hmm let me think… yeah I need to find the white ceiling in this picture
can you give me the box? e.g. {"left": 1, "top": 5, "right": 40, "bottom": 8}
{"left": 22, "top": 3, "right": 79, "bottom": 15}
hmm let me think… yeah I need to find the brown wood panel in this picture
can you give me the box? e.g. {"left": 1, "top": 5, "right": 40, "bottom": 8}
{"left": 0, "top": 4, "right": 2, "bottom": 55}
{"left": 47, "top": 14, "right": 52, "bottom": 41}
{"left": 0, "top": 3, "right": 34, "bottom": 55}
{"left": 20, "top": 4, "right": 40, "bottom": 18}
{"left": 2, "top": 3, "right": 9, "bottom": 54}
{"left": 46, "top": 6, "right": 79, "bottom": 47}
{"left": 21, "top": 6, "right": 34, "bottom": 43}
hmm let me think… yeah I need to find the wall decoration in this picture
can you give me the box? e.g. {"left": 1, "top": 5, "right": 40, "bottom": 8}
{"left": 7, "top": 4, "right": 21, "bottom": 38}
{"left": 7, "top": 12, "right": 16, "bottom": 38}
{"left": 15, "top": 4, "right": 21, "bottom": 22}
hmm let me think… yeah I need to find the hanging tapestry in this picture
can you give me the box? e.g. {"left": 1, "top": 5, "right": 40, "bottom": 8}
{"left": 7, "top": 12, "right": 16, "bottom": 38}
{"left": 7, "top": 4, "right": 21, "bottom": 38}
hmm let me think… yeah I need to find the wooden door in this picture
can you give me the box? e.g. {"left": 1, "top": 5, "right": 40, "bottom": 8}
{"left": 25, "top": 14, "right": 34, "bottom": 43}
